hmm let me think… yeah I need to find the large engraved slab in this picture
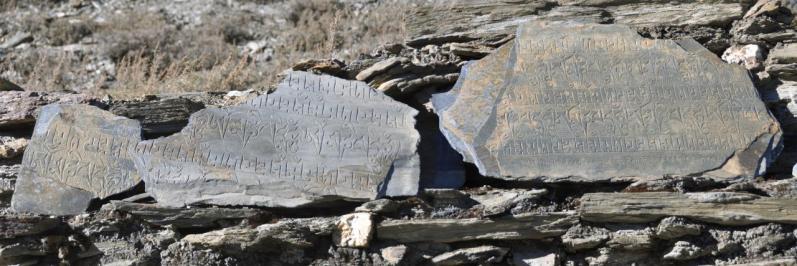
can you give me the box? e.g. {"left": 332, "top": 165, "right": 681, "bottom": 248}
{"left": 11, "top": 104, "right": 142, "bottom": 215}
{"left": 135, "top": 71, "right": 420, "bottom": 207}
{"left": 433, "top": 22, "right": 782, "bottom": 181}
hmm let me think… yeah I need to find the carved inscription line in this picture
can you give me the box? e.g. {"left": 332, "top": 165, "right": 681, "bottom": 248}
{"left": 146, "top": 150, "right": 381, "bottom": 191}
{"left": 498, "top": 134, "right": 751, "bottom": 156}
{"left": 282, "top": 72, "right": 381, "bottom": 100}
{"left": 246, "top": 93, "right": 412, "bottom": 128}
{"left": 506, "top": 86, "right": 759, "bottom": 105}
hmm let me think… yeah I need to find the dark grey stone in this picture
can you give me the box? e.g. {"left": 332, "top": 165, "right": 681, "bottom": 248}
{"left": 134, "top": 71, "right": 420, "bottom": 208}
{"left": 433, "top": 21, "right": 782, "bottom": 181}
{"left": 417, "top": 111, "right": 465, "bottom": 189}
{"left": 11, "top": 104, "right": 142, "bottom": 215}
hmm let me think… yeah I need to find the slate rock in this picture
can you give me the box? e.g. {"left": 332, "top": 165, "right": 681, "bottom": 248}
{"left": 103, "top": 201, "right": 271, "bottom": 229}
{"left": 433, "top": 21, "right": 781, "bottom": 181}
{"left": 580, "top": 192, "right": 797, "bottom": 225}
{"left": 766, "top": 43, "right": 797, "bottom": 81}
{"left": 0, "top": 91, "right": 100, "bottom": 129}
{"left": 0, "top": 215, "right": 59, "bottom": 239}
{"left": 608, "top": 3, "right": 742, "bottom": 27}
{"left": 430, "top": 245, "right": 508, "bottom": 266}
{"left": 0, "top": 78, "right": 23, "bottom": 92}
{"left": 11, "top": 104, "right": 142, "bottom": 215}
{"left": 376, "top": 212, "right": 576, "bottom": 243}
{"left": 110, "top": 97, "right": 205, "bottom": 137}
{"left": 134, "top": 71, "right": 420, "bottom": 208}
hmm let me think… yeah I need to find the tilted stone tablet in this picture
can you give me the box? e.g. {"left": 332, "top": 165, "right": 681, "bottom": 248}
{"left": 134, "top": 71, "right": 420, "bottom": 207}
{"left": 433, "top": 21, "right": 782, "bottom": 181}
{"left": 12, "top": 104, "right": 142, "bottom": 215}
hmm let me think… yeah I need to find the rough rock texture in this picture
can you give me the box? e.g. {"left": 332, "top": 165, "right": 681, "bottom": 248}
{"left": 433, "top": 21, "right": 781, "bottom": 181}
{"left": 376, "top": 212, "right": 577, "bottom": 243}
{"left": 110, "top": 96, "right": 206, "bottom": 137}
{"left": 135, "top": 71, "right": 420, "bottom": 208}
{"left": 663, "top": 241, "right": 709, "bottom": 260}
{"left": 103, "top": 201, "right": 270, "bottom": 229}
{"left": 655, "top": 217, "right": 704, "bottom": 239}
{"left": 333, "top": 213, "right": 374, "bottom": 248}
{"left": 0, "top": 91, "right": 100, "bottom": 129}
{"left": 0, "top": 136, "right": 27, "bottom": 159}
{"left": 11, "top": 104, "right": 142, "bottom": 215}
{"left": 430, "top": 245, "right": 509, "bottom": 265}
{"left": 562, "top": 224, "right": 611, "bottom": 252}
{"left": 580, "top": 192, "right": 797, "bottom": 225}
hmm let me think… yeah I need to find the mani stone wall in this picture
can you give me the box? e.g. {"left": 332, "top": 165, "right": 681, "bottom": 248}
{"left": 433, "top": 21, "right": 782, "bottom": 181}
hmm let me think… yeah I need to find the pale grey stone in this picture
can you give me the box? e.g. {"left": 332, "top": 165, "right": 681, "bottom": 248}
{"left": 134, "top": 71, "right": 420, "bottom": 208}
{"left": 433, "top": 21, "right": 781, "bottom": 181}
{"left": 663, "top": 241, "right": 709, "bottom": 260}
{"left": 333, "top": 213, "right": 374, "bottom": 248}
{"left": 655, "top": 217, "right": 703, "bottom": 239}
{"left": 11, "top": 104, "right": 142, "bottom": 215}
{"left": 561, "top": 224, "right": 611, "bottom": 252}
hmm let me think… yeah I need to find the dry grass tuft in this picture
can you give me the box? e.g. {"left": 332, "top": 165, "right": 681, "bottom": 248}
{"left": 109, "top": 50, "right": 258, "bottom": 97}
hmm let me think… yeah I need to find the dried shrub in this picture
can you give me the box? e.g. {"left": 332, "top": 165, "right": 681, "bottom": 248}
{"left": 43, "top": 18, "right": 96, "bottom": 46}
{"left": 109, "top": 50, "right": 259, "bottom": 96}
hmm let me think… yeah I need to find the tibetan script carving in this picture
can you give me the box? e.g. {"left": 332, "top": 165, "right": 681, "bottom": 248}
{"left": 433, "top": 22, "right": 782, "bottom": 180}
{"left": 11, "top": 104, "right": 142, "bottom": 215}
{"left": 135, "top": 71, "right": 420, "bottom": 208}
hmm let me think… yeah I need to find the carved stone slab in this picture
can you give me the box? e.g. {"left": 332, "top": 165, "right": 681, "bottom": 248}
{"left": 134, "top": 71, "right": 420, "bottom": 208}
{"left": 433, "top": 22, "right": 782, "bottom": 181}
{"left": 11, "top": 104, "right": 142, "bottom": 215}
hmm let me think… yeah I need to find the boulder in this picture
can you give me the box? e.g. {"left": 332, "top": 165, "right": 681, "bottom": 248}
{"left": 11, "top": 104, "right": 142, "bottom": 215}
{"left": 433, "top": 21, "right": 781, "bottom": 181}
{"left": 134, "top": 71, "right": 420, "bottom": 208}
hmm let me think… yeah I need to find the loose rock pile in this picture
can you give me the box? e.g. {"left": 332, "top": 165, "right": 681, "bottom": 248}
{"left": 2, "top": 0, "right": 797, "bottom": 265}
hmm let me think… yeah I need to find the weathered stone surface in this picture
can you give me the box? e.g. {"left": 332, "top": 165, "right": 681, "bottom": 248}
{"left": 512, "top": 249, "right": 559, "bottom": 266}
{"left": 468, "top": 188, "right": 547, "bottom": 217}
{"left": 380, "top": 245, "right": 407, "bottom": 265}
{"left": 0, "top": 136, "right": 27, "bottom": 159}
{"left": 663, "top": 241, "right": 709, "bottom": 260}
{"left": 580, "top": 192, "right": 797, "bottom": 225}
{"left": 609, "top": 3, "right": 742, "bottom": 27}
{"left": 376, "top": 212, "right": 576, "bottom": 243}
{"left": 433, "top": 21, "right": 781, "bottom": 181}
{"left": 722, "top": 44, "right": 765, "bottom": 70}
{"left": 103, "top": 201, "right": 270, "bottom": 229}
{"left": 766, "top": 43, "right": 797, "bottom": 81}
{"left": 134, "top": 71, "right": 420, "bottom": 208}
{"left": 0, "top": 91, "right": 99, "bottom": 129}
{"left": 173, "top": 217, "right": 335, "bottom": 263}
{"left": 406, "top": 0, "right": 553, "bottom": 46}
{"left": 110, "top": 97, "right": 205, "bottom": 137}
{"left": 430, "top": 245, "right": 508, "bottom": 266}
{"left": 333, "top": 213, "right": 374, "bottom": 248}
{"left": 11, "top": 104, "right": 141, "bottom": 215}
{"left": 606, "top": 227, "right": 654, "bottom": 251}
{"left": 0, "top": 78, "right": 23, "bottom": 91}
{"left": 655, "top": 217, "right": 703, "bottom": 239}
{"left": 0, "top": 215, "right": 58, "bottom": 239}
{"left": 561, "top": 224, "right": 611, "bottom": 252}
